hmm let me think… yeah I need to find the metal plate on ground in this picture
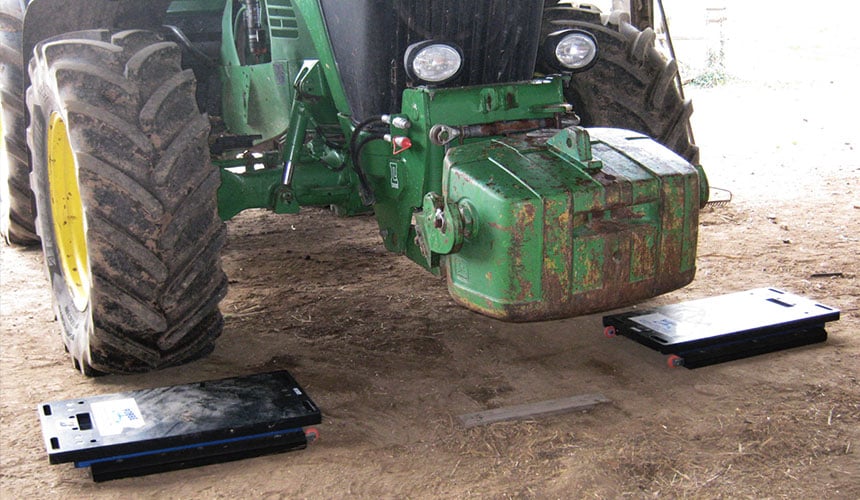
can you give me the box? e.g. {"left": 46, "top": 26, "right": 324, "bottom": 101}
{"left": 38, "top": 370, "right": 321, "bottom": 481}
{"left": 603, "top": 288, "right": 839, "bottom": 368}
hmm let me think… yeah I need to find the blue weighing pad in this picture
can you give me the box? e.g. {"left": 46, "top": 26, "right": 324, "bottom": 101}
{"left": 38, "top": 370, "right": 321, "bottom": 481}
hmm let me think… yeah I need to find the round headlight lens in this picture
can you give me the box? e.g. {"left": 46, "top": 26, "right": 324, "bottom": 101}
{"left": 554, "top": 32, "right": 598, "bottom": 70}
{"left": 407, "top": 43, "right": 463, "bottom": 83}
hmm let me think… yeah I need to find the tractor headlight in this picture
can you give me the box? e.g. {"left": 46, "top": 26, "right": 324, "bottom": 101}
{"left": 404, "top": 41, "right": 463, "bottom": 84}
{"left": 545, "top": 30, "right": 598, "bottom": 72}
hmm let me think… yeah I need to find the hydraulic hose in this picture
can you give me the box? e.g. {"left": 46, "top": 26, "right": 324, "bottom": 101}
{"left": 348, "top": 116, "right": 385, "bottom": 159}
{"left": 348, "top": 116, "right": 387, "bottom": 205}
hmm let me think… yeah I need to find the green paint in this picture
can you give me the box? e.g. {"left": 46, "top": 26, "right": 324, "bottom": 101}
{"left": 438, "top": 128, "right": 701, "bottom": 320}
{"left": 546, "top": 127, "right": 603, "bottom": 171}
{"left": 218, "top": 166, "right": 282, "bottom": 220}
{"left": 290, "top": 0, "right": 351, "bottom": 114}
{"left": 205, "top": 1, "right": 704, "bottom": 320}
{"left": 21, "top": 0, "right": 707, "bottom": 324}
{"left": 372, "top": 79, "right": 566, "bottom": 264}
{"left": 217, "top": 155, "right": 359, "bottom": 220}
{"left": 219, "top": 0, "right": 317, "bottom": 138}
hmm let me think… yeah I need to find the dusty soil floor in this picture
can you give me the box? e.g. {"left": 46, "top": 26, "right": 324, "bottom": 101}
{"left": 2, "top": 7, "right": 859, "bottom": 499}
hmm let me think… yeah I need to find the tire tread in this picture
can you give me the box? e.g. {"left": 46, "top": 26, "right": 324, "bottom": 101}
{"left": 542, "top": 7, "right": 700, "bottom": 164}
{"left": 28, "top": 30, "right": 226, "bottom": 373}
{"left": 1, "top": 3, "right": 38, "bottom": 245}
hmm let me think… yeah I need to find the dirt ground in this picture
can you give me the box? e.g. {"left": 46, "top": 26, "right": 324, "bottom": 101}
{"left": 2, "top": 5, "right": 859, "bottom": 500}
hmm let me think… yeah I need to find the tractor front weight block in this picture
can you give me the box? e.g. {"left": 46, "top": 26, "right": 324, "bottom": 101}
{"left": 418, "top": 126, "right": 702, "bottom": 322}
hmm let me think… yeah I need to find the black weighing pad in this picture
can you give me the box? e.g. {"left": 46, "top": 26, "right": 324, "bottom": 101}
{"left": 38, "top": 370, "right": 321, "bottom": 481}
{"left": 603, "top": 288, "right": 840, "bottom": 368}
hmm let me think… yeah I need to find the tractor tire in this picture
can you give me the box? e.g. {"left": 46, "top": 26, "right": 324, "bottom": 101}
{"left": 27, "top": 29, "right": 227, "bottom": 374}
{"left": 0, "top": 0, "right": 39, "bottom": 245}
{"left": 628, "top": 0, "right": 655, "bottom": 32}
{"left": 541, "top": 5, "right": 699, "bottom": 164}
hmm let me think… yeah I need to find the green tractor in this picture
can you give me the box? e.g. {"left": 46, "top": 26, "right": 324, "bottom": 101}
{"left": 0, "top": 0, "right": 705, "bottom": 374}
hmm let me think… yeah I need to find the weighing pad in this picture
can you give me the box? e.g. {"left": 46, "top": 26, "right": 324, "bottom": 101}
{"left": 603, "top": 288, "right": 839, "bottom": 368}
{"left": 38, "top": 370, "right": 321, "bottom": 481}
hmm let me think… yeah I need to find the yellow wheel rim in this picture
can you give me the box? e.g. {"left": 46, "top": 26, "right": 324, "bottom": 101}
{"left": 48, "top": 113, "right": 90, "bottom": 311}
